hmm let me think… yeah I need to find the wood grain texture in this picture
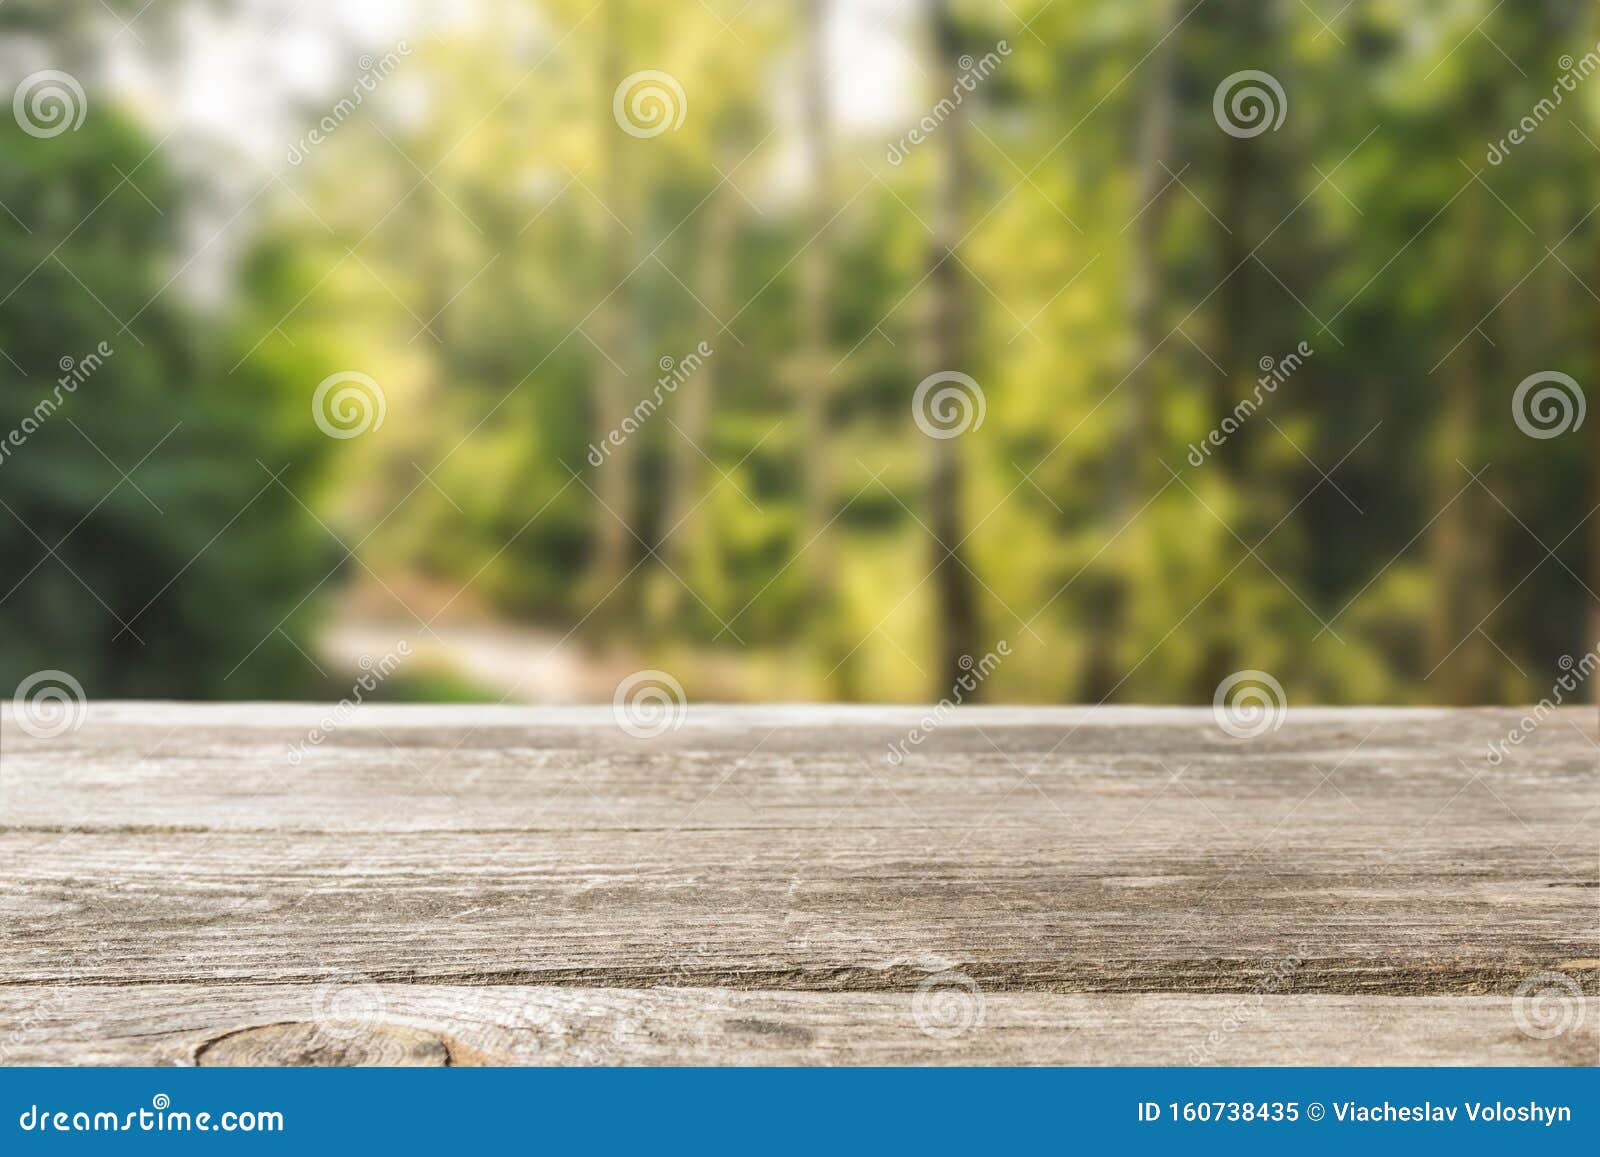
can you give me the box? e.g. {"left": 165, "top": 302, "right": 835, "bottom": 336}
{"left": 1, "top": 704, "right": 1596, "bottom": 1065}
{"left": 3, "top": 986, "right": 1595, "bottom": 1067}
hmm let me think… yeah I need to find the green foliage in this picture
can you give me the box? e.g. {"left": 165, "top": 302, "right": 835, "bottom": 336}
{"left": 0, "top": 110, "right": 331, "bottom": 697}
{"left": 4, "top": 0, "right": 1593, "bottom": 705}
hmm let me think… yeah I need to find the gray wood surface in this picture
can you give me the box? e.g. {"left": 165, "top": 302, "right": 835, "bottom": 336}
{"left": 2, "top": 704, "right": 1596, "bottom": 1065}
{"left": 4, "top": 987, "right": 1593, "bottom": 1066}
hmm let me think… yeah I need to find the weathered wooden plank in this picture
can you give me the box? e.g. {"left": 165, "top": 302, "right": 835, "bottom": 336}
{"left": 2, "top": 986, "right": 1593, "bottom": 1066}
{"left": 3, "top": 705, "right": 1593, "bottom": 833}
{"left": 1, "top": 705, "right": 1594, "bottom": 1065}
{"left": 2, "top": 824, "right": 1593, "bottom": 992}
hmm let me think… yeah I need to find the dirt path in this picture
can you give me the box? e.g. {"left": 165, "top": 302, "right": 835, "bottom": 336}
{"left": 320, "top": 617, "right": 624, "bottom": 704}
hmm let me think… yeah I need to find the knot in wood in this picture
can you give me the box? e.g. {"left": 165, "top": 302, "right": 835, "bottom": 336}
{"left": 194, "top": 1021, "right": 451, "bottom": 1066}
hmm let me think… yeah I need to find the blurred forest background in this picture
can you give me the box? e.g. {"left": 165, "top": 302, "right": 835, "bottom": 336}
{"left": 0, "top": 0, "right": 1595, "bottom": 705}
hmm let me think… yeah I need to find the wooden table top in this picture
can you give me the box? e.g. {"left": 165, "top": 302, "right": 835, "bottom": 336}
{"left": 2, "top": 704, "right": 1596, "bottom": 1065}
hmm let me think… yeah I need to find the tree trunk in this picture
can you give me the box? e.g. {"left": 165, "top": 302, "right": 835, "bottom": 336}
{"left": 656, "top": 150, "right": 736, "bottom": 627}
{"left": 1427, "top": 194, "right": 1495, "bottom": 704}
{"left": 1083, "top": 0, "right": 1179, "bottom": 702}
{"left": 588, "top": 0, "right": 635, "bottom": 617}
{"left": 1591, "top": 3, "right": 1600, "bottom": 710}
{"left": 797, "top": 0, "right": 842, "bottom": 688}
{"left": 924, "top": 0, "right": 980, "bottom": 694}
{"left": 1196, "top": 34, "right": 1263, "bottom": 697}
{"left": 1591, "top": 235, "right": 1600, "bottom": 707}
{"left": 1116, "top": 0, "right": 1178, "bottom": 514}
